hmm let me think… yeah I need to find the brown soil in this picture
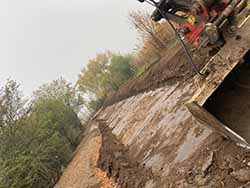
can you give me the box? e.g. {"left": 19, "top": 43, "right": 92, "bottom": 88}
{"left": 94, "top": 168, "right": 117, "bottom": 188}
{"left": 97, "top": 119, "right": 154, "bottom": 188}
{"left": 104, "top": 46, "right": 210, "bottom": 106}
{"left": 175, "top": 134, "right": 250, "bottom": 188}
{"left": 95, "top": 118, "right": 250, "bottom": 188}
{"left": 55, "top": 123, "right": 117, "bottom": 188}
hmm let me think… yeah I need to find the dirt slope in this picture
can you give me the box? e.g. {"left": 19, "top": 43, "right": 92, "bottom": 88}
{"left": 56, "top": 19, "right": 250, "bottom": 188}
{"left": 97, "top": 120, "right": 153, "bottom": 188}
{"left": 55, "top": 122, "right": 117, "bottom": 188}
{"left": 97, "top": 77, "right": 250, "bottom": 188}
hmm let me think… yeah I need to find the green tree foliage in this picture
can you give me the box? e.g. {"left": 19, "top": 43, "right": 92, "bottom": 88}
{"left": 0, "top": 80, "right": 27, "bottom": 136}
{"left": 77, "top": 52, "right": 137, "bottom": 111}
{"left": 0, "top": 79, "right": 82, "bottom": 188}
{"left": 77, "top": 52, "right": 112, "bottom": 99}
{"left": 33, "top": 78, "right": 84, "bottom": 113}
{"left": 31, "top": 97, "right": 81, "bottom": 150}
{"left": 108, "top": 55, "right": 137, "bottom": 90}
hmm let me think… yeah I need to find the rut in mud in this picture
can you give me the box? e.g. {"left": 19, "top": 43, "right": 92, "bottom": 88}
{"left": 204, "top": 50, "right": 250, "bottom": 143}
{"left": 97, "top": 120, "right": 153, "bottom": 188}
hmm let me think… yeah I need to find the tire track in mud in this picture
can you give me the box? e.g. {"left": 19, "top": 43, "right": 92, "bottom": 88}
{"left": 96, "top": 119, "right": 154, "bottom": 188}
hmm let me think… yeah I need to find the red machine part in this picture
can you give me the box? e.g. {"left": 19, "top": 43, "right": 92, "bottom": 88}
{"left": 180, "top": 1, "right": 227, "bottom": 46}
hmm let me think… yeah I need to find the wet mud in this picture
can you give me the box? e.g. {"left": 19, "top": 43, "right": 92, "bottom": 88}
{"left": 97, "top": 119, "right": 154, "bottom": 188}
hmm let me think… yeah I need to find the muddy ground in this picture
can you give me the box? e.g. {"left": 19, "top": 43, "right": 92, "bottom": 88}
{"left": 91, "top": 116, "right": 250, "bottom": 188}
{"left": 176, "top": 135, "right": 250, "bottom": 188}
{"left": 96, "top": 115, "right": 250, "bottom": 188}
{"left": 56, "top": 52, "right": 250, "bottom": 188}
{"left": 55, "top": 122, "right": 117, "bottom": 188}
{"left": 56, "top": 21, "right": 250, "bottom": 187}
{"left": 96, "top": 49, "right": 250, "bottom": 187}
{"left": 97, "top": 120, "right": 153, "bottom": 188}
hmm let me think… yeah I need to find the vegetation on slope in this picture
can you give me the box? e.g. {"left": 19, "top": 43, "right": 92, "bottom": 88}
{"left": 0, "top": 79, "right": 82, "bottom": 188}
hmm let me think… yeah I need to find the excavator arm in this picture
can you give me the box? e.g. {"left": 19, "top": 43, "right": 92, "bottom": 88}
{"left": 137, "top": 0, "right": 250, "bottom": 48}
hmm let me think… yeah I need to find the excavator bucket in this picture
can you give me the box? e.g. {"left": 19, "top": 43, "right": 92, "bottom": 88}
{"left": 186, "top": 102, "right": 250, "bottom": 149}
{"left": 186, "top": 15, "right": 250, "bottom": 148}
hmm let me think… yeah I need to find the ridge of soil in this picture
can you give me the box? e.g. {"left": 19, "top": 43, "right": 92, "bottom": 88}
{"left": 55, "top": 122, "right": 117, "bottom": 188}
{"left": 97, "top": 119, "right": 154, "bottom": 188}
{"left": 104, "top": 46, "right": 210, "bottom": 106}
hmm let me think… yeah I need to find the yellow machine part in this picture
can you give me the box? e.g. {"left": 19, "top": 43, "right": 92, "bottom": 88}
{"left": 237, "top": 0, "right": 250, "bottom": 27}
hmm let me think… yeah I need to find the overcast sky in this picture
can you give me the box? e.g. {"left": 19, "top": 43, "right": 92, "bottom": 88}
{"left": 0, "top": 0, "right": 152, "bottom": 95}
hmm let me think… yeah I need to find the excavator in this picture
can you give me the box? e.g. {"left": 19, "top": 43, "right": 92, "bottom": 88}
{"left": 137, "top": 0, "right": 250, "bottom": 49}
{"left": 137, "top": 0, "right": 250, "bottom": 75}
{"left": 136, "top": 0, "right": 250, "bottom": 149}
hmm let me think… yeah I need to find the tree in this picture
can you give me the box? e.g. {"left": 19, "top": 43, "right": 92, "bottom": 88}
{"left": 129, "top": 11, "right": 172, "bottom": 51}
{"left": 129, "top": 11, "right": 176, "bottom": 67}
{"left": 77, "top": 52, "right": 112, "bottom": 99}
{"left": 0, "top": 80, "right": 34, "bottom": 188}
{"left": 77, "top": 52, "right": 137, "bottom": 112}
{"left": 0, "top": 79, "right": 82, "bottom": 188}
{"left": 31, "top": 98, "right": 81, "bottom": 150}
{"left": 0, "top": 79, "right": 28, "bottom": 136}
{"left": 108, "top": 54, "right": 137, "bottom": 90}
{"left": 33, "top": 78, "right": 84, "bottom": 113}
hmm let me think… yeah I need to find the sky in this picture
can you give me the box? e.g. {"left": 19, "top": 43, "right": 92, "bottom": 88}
{"left": 0, "top": 0, "right": 152, "bottom": 95}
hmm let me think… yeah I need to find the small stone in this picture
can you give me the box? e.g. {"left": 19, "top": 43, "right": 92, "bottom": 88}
{"left": 194, "top": 175, "right": 209, "bottom": 186}
{"left": 121, "top": 162, "right": 129, "bottom": 167}
{"left": 114, "top": 151, "right": 123, "bottom": 158}
{"left": 231, "top": 169, "right": 250, "bottom": 182}
{"left": 201, "top": 152, "right": 214, "bottom": 172}
{"left": 144, "top": 180, "right": 155, "bottom": 188}
{"left": 247, "top": 162, "right": 250, "bottom": 167}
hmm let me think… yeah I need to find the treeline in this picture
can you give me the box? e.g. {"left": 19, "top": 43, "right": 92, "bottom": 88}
{"left": 0, "top": 79, "right": 82, "bottom": 188}
{"left": 0, "top": 52, "right": 138, "bottom": 188}
{"left": 0, "top": 11, "right": 175, "bottom": 188}
{"left": 0, "top": 54, "right": 137, "bottom": 188}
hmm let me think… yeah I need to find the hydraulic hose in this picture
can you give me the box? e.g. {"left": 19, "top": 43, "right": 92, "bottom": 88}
{"left": 145, "top": 0, "right": 205, "bottom": 76}
{"left": 214, "top": 0, "right": 242, "bottom": 26}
